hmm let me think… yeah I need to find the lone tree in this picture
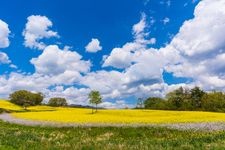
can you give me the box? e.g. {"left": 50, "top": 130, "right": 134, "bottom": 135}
{"left": 10, "top": 90, "right": 44, "bottom": 110}
{"left": 88, "top": 90, "right": 102, "bottom": 114}
{"left": 48, "top": 97, "right": 67, "bottom": 107}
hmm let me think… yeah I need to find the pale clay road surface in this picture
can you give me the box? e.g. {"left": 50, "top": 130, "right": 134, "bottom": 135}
{"left": 1, "top": 113, "right": 225, "bottom": 131}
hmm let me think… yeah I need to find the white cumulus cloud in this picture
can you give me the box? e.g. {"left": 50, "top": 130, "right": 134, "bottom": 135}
{"left": 23, "top": 15, "right": 59, "bottom": 50}
{"left": 85, "top": 38, "right": 102, "bottom": 53}
{"left": 103, "top": 14, "right": 156, "bottom": 69}
{"left": 0, "top": 52, "right": 11, "bottom": 64}
{"left": 2, "top": 0, "right": 225, "bottom": 108}
{"left": 31, "top": 45, "right": 91, "bottom": 80}
{"left": 0, "top": 19, "right": 10, "bottom": 48}
{"left": 164, "top": 0, "right": 225, "bottom": 90}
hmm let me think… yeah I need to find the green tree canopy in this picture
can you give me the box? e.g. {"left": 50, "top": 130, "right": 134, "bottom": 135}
{"left": 48, "top": 97, "right": 68, "bottom": 107}
{"left": 144, "top": 97, "right": 166, "bottom": 110}
{"left": 190, "top": 86, "right": 205, "bottom": 108}
{"left": 10, "top": 90, "right": 44, "bottom": 109}
{"left": 88, "top": 90, "right": 102, "bottom": 113}
{"left": 202, "top": 91, "right": 225, "bottom": 112}
{"left": 144, "top": 87, "right": 225, "bottom": 112}
{"left": 166, "top": 87, "right": 187, "bottom": 109}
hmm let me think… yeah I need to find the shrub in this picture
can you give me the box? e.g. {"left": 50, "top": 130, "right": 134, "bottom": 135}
{"left": 202, "top": 92, "right": 225, "bottom": 112}
{"left": 144, "top": 97, "right": 167, "bottom": 110}
{"left": 48, "top": 97, "right": 67, "bottom": 107}
{"left": 10, "top": 90, "right": 44, "bottom": 109}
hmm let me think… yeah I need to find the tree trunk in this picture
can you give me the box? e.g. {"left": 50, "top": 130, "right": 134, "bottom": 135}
{"left": 96, "top": 104, "right": 97, "bottom": 112}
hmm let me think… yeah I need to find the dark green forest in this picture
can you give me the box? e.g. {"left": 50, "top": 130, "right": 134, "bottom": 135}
{"left": 144, "top": 87, "right": 225, "bottom": 112}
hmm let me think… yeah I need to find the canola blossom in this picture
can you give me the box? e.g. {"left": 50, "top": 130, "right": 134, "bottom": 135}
{"left": 2, "top": 101, "right": 225, "bottom": 124}
{"left": 0, "top": 100, "right": 23, "bottom": 111}
{"left": 10, "top": 106, "right": 225, "bottom": 124}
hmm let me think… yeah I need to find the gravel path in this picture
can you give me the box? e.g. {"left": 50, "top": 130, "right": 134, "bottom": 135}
{"left": 1, "top": 113, "right": 225, "bottom": 131}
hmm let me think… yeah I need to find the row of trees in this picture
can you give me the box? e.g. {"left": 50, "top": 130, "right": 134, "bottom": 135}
{"left": 144, "top": 87, "right": 225, "bottom": 112}
{"left": 9, "top": 90, "right": 103, "bottom": 113}
{"left": 9, "top": 90, "right": 68, "bottom": 109}
{"left": 8, "top": 87, "right": 225, "bottom": 113}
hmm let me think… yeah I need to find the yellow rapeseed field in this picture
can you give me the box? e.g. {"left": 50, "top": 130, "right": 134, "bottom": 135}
{"left": 0, "top": 100, "right": 23, "bottom": 111}
{"left": 10, "top": 105, "right": 225, "bottom": 124}
{"left": 2, "top": 101, "right": 225, "bottom": 124}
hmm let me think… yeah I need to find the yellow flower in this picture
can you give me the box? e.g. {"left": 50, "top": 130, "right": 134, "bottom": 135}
{"left": 10, "top": 106, "right": 225, "bottom": 124}
{"left": 0, "top": 100, "right": 22, "bottom": 111}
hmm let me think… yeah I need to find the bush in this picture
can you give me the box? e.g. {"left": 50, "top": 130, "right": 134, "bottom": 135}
{"left": 166, "top": 87, "right": 188, "bottom": 110}
{"left": 144, "top": 97, "right": 167, "bottom": 110}
{"left": 202, "top": 92, "right": 225, "bottom": 112}
{"left": 48, "top": 97, "right": 67, "bottom": 107}
{"left": 10, "top": 90, "right": 44, "bottom": 109}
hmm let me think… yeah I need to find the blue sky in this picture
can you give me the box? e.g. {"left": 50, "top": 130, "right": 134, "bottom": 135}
{"left": 1, "top": 0, "right": 225, "bottom": 108}
{"left": 0, "top": 0, "right": 198, "bottom": 73}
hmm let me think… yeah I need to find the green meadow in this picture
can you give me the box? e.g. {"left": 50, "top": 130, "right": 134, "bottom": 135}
{"left": 0, "top": 120, "right": 225, "bottom": 150}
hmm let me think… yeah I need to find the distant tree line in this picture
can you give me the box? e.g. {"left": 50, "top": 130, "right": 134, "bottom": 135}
{"left": 144, "top": 87, "right": 225, "bottom": 112}
{"left": 9, "top": 90, "right": 68, "bottom": 109}
{"left": 48, "top": 97, "right": 67, "bottom": 107}
{"left": 9, "top": 90, "right": 102, "bottom": 112}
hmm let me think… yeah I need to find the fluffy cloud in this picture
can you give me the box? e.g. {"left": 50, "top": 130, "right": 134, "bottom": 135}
{"left": 0, "top": 19, "right": 10, "bottom": 48}
{"left": 0, "top": 52, "right": 10, "bottom": 64}
{"left": 81, "top": 70, "right": 124, "bottom": 97}
{"left": 0, "top": 73, "right": 49, "bottom": 98}
{"left": 103, "top": 14, "right": 156, "bottom": 69}
{"left": 0, "top": 44, "right": 92, "bottom": 100}
{"left": 2, "top": 0, "right": 225, "bottom": 108}
{"left": 102, "top": 0, "right": 225, "bottom": 101}
{"left": 103, "top": 42, "right": 144, "bottom": 69}
{"left": 0, "top": 20, "right": 11, "bottom": 66}
{"left": 23, "top": 15, "right": 59, "bottom": 50}
{"left": 45, "top": 86, "right": 90, "bottom": 105}
{"left": 171, "top": 0, "right": 225, "bottom": 57}
{"left": 164, "top": 0, "right": 225, "bottom": 90}
{"left": 0, "top": 73, "right": 91, "bottom": 104}
{"left": 81, "top": 67, "right": 164, "bottom": 101}
{"left": 93, "top": 14, "right": 166, "bottom": 101}
{"left": 85, "top": 38, "right": 102, "bottom": 53}
{"left": 132, "top": 14, "right": 156, "bottom": 44}
{"left": 1, "top": 14, "right": 163, "bottom": 107}
{"left": 100, "top": 13, "right": 164, "bottom": 101}
{"left": 31, "top": 45, "right": 91, "bottom": 76}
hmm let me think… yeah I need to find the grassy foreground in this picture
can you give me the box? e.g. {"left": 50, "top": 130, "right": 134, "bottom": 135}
{"left": 2, "top": 100, "right": 225, "bottom": 149}
{"left": 0, "top": 120, "right": 225, "bottom": 150}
